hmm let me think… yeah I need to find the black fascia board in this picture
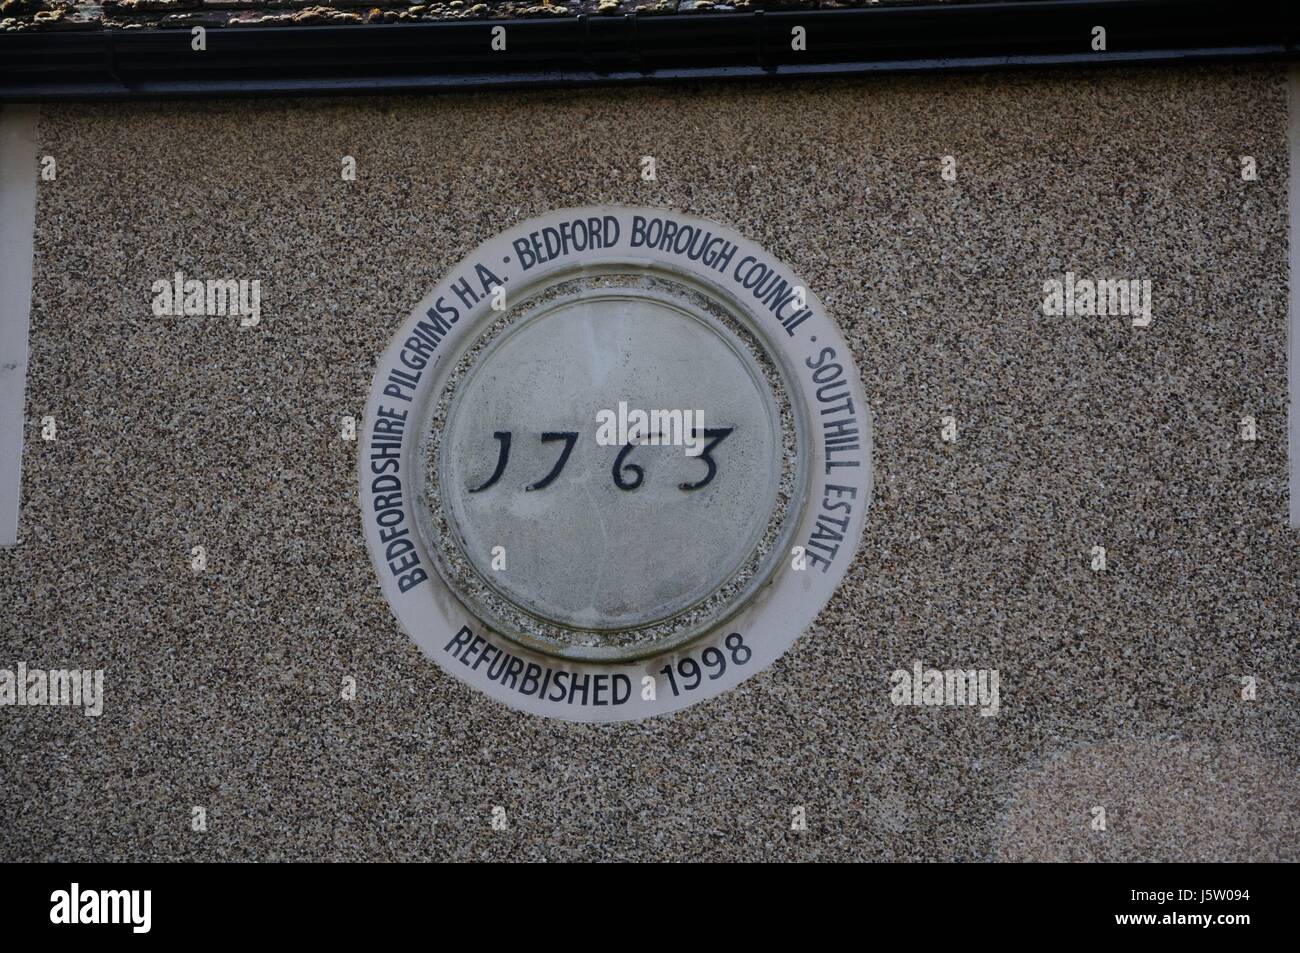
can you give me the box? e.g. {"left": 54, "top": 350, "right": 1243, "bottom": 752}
{"left": 1, "top": 0, "right": 1297, "bottom": 101}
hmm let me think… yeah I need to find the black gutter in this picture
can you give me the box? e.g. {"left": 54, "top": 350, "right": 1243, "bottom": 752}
{"left": 1, "top": 0, "right": 1296, "bottom": 101}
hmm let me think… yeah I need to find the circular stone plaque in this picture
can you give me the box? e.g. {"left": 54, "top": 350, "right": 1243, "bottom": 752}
{"left": 361, "top": 206, "right": 871, "bottom": 721}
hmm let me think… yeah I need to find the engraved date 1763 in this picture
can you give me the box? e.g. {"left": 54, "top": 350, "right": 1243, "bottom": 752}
{"left": 468, "top": 428, "right": 735, "bottom": 494}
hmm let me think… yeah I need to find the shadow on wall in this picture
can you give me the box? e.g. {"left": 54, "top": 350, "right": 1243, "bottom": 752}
{"left": 993, "top": 740, "right": 1299, "bottom": 862}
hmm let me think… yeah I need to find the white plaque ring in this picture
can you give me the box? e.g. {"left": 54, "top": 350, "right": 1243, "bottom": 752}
{"left": 360, "top": 206, "right": 872, "bottom": 721}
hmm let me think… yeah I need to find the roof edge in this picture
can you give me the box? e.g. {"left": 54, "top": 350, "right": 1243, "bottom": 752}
{"left": 2, "top": 1, "right": 1297, "bottom": 102}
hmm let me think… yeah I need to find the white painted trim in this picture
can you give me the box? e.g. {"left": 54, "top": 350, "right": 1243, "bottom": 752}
{"left": 0, "top": 105, "right": 38, "bottom": 548}
{"left": 1290, "top": 70, "right": 1300, "bottom": 529}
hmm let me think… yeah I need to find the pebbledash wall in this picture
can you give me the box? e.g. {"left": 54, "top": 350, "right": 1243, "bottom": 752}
{"left": 2, "top": 66, "right": 1298, "bottom": 861}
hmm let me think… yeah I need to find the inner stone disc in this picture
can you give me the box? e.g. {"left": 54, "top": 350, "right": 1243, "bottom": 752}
{"left": 438, "top": 289, "right": 783, "bottom": 636}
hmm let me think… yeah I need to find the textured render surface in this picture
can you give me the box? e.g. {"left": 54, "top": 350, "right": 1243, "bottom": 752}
{"left": 0, "top": 65, "right": 1296, "bottom": 861}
